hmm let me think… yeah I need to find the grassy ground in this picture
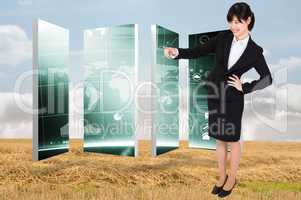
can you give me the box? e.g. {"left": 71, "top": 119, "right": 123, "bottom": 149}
{"left": 0, "top": 139, "right": 300, "bottom": 200}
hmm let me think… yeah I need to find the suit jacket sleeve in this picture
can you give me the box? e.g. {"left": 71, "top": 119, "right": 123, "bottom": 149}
{"left": 242, "top": 47, "right": 273, "bottom": 94}
{"left": 174, "top": 33, "right": 219, "bottom": 59}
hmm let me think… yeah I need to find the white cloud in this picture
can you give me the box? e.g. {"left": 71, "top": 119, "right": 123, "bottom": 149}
{"left": 241, "top": 83, "right": 301, "bottom": 141}
{"left": 270, "top": 56, "right": 301, "bottom": 71}
{"left": 285, "top": 83, "right": 301, "bottom": 113}
{"left": 0, "top": 87, "right": 85, "bottom": 139}
{"left": 0, "top": 25, "right": 31, "bottom": 66}
{"left": 0, "top": 93, "right": 32, "bottom": 138}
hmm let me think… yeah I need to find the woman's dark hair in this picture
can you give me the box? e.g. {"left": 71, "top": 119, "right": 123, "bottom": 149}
{"left": 227, "top": 2, "right": 255, "bottom": 31}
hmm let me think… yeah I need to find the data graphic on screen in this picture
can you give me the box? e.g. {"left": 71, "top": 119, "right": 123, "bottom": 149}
{"left": 188, "top": 30, "right": 227, "bottom": 150}
{"left": 83, "top": 24, "right": 138, "bottom": 156}
{"left": 151, "top": 25, "right": 179, "bottom": 156}
{"left": 33, "top": 20, "right": 70, "bottom": 160}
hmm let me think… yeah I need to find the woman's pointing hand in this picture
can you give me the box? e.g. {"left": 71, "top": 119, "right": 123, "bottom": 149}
{"left": 164, "top": 47, "right": 179, "bottom": 59}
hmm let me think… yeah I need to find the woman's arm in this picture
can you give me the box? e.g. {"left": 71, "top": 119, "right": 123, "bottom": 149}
{"left": 174, "top": 34, "right": 219, "bottom": 59}
{"left": 242, "top": 47, "right": 273, "bottom": 94}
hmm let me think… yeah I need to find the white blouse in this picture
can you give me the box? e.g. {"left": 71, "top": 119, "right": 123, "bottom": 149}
{"left": 227, "top": 34, "right": 250, "bottom": 69}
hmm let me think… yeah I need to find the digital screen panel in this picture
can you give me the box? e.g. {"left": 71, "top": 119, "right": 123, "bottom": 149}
{"left": 188, "top": 30, "right": 227, "bottom": 150}
{"left": 83, "top": 24, "right": 138, "bottom": 156}
{"left": 33, "top": 19, "right": 70, "bottom": 160}
{"left": 151, "top": 25, "right": 179, "bottom": 156}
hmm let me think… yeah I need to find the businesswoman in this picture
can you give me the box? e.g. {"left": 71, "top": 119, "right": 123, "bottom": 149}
{"left": 164, "top": 2, "right": 272, "bottom": 198}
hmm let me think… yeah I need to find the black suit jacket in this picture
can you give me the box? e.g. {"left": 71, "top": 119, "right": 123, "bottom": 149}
{"left": 174, "top": 30, "right": 273, "bottom": 101}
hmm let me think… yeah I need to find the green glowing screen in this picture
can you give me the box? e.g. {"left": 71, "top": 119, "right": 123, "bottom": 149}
{"left": 188, "top": 30, "right": 227, "bottom": 150}
{"left": 33, "top": 19, "right": 69, "bottom": 160}
{"left": 83, "top": 24, "right": 138, "bottom": 156}
{"left": 151, "top": 25, "right": 179, "bottom": 156}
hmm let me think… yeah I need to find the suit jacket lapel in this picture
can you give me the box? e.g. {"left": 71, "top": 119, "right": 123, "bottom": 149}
{"left": 223, "top": 32, "right": 232, "bottom": 72}
{"left": 224, "top": 32, "right": 254, "bottom": 75}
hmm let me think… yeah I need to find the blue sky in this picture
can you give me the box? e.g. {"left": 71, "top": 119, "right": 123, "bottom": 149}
{"left": 0, "top": 0, "right": 301, "bottom": 91}
{"left": 0, "top": 0, "right": 300, "bottom": 139}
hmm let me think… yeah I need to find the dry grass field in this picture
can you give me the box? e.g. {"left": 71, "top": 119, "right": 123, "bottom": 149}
{"left": 0, "top": 139, "right": 300, "bottom": 200}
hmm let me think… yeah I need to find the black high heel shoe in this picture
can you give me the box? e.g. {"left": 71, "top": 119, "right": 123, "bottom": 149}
{"left": 218, "top": 179, "right": 237, "bottom": 198}
{"left": 211, "top": 174, "right": 228, "bottom": 195}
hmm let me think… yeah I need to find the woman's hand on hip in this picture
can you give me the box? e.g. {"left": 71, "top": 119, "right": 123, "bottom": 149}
{"left": 227, "top": 74, "right": 243, "bottom": 92}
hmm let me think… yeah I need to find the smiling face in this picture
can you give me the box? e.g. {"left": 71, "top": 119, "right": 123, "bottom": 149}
{"left": 228, "top": 15, "right": 251, "bottom": 38}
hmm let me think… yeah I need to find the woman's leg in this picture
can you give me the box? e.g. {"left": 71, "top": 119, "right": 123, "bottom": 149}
{"left": 223, "top": 141, "right": 241, "bottom": 189}
{"left": 216, "top": 139, "right": 228, "bottom": 186}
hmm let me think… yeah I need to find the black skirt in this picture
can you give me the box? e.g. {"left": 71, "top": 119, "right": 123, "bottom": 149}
{"left": 207, "top": 92, "right": 244, "bottom": 142}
